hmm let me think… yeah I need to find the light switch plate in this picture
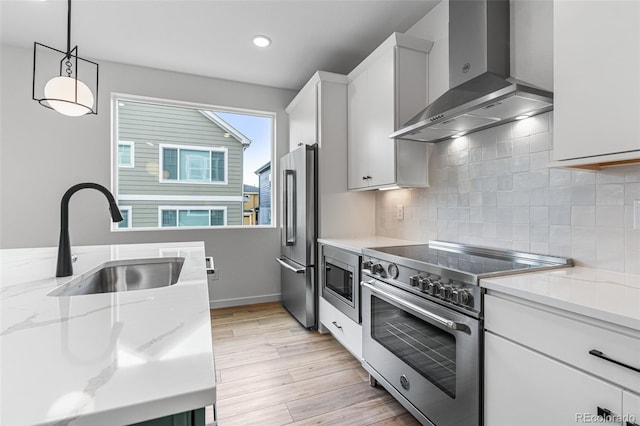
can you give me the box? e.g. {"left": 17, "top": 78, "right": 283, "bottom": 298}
{"left": 634, "top": 200, "right": 640, "bottom": 230}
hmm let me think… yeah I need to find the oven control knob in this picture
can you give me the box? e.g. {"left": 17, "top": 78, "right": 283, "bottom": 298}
{"left": 436, "top": 284, "right": 447, "bottom": 299}
{"left": 443, "top": 285, "right": 455, "bottom": 300}
{"left": 409, "top": 275, "right": 420, "bottom": 287}
{"left": 362, "top": 260, "right": 373, "bottom": 271}
{"left": 459, "top": 290, "right": 473, "bottom": 306}
{"left": 427, "top": 282, "right": 437, "bottom": 296}
{"left": 387, "top": 263, "right": 399, "bottom": 279}
{"left": 450, "top": 289, "right": 460, "bottom": 304}
{"left": 371, "top": 263, "right": 385, "bottom": 276}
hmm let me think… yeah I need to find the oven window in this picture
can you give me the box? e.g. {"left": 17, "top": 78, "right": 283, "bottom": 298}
{"left": 325, "top": 262, "right": 353, "bottom": 303}
{"left": 371, "top": 296, "right": 456, "bottom": 398}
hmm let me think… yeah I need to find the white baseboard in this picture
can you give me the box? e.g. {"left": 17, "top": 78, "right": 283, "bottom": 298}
{"left": 209, "top": 293, "right": 281, "bottom": 309}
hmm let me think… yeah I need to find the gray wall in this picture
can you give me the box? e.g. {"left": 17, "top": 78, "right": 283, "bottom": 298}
{"left": 0, "top": 45, "right": 296, "bottom": 307}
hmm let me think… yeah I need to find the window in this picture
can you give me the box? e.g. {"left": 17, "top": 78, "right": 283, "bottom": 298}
{"left": 118, "top": 141, "right": 134, "bottom": 167}
{"left": 117, "top": 206, "right": 132, "bottom": 228}
{"left": 160, "top": 145, "right": 227, "bottom": 184}
{"left": 113, "top": 95, "right": 274, "bottom": 230}
{"left": 159, "top": 207, "right": 227, "bottom": 227}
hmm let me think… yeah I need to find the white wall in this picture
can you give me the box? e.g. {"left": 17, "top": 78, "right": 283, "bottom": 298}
{"left": 0, "top": 45, "right": 296, "bottom": 307}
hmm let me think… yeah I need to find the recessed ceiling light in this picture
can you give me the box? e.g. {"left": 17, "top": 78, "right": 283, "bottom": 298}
{"left": 253, "top": 35, "right": 271, "bottom": 48}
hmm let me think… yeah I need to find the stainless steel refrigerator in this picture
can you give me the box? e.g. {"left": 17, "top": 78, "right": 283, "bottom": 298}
{"left": 276, "top": 144, "right": 317, "bottom": 328}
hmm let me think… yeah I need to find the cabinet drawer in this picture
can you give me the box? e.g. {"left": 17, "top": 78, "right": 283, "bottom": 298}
{"left": 319, "top": 296, "right": 362, "bottom": 360}
{"left": 485, "top": 293, "right": 640, "bottom": 392}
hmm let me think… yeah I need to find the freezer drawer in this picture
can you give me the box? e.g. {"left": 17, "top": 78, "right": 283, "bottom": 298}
{"left": 277, "top": 256, "right": 316, "bottom": 328}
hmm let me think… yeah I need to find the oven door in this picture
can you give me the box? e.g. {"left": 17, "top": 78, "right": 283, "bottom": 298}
{"left": 361, "top": 278, "right": 480, "bottom": 426}
{"left": 321, "top": 247, "right": 360, "bottom": 323}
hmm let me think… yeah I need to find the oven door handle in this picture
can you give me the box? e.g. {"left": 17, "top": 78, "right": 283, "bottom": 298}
{"left": 361, "top": 281, "right": 471, "bottom": 334}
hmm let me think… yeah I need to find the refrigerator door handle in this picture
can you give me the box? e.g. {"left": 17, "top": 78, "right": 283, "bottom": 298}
{"left": 276, "top": 257, "right": 306, "bottom": 273}
{"left": 283, "top": 169, "right": 296, "bottom": 246}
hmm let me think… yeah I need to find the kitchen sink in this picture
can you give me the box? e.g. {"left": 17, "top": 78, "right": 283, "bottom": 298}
{"left": 48, "top": 257, "right": 185, "bottom": 297}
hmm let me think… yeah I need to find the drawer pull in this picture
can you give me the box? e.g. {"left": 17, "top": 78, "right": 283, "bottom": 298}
{"left": 332, "top": 321, "right": 342, "bottom": 330}
{"left": 589, "top": 349, "right": 640, "bottom": 373}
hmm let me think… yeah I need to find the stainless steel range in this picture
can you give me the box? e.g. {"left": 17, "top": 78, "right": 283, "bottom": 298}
{"left": 361, "top": 241, "right": 572, "bottom": 426}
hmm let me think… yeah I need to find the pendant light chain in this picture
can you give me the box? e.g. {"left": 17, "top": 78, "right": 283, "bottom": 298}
{"left": 65, "top": 0, "right": 73, "bottom": 76}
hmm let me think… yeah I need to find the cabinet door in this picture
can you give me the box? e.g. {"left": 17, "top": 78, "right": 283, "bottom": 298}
{"left": 485, "top": 332, "right": 623, "bottom": 426}
{"left": 288, "top": 82, "right": 318, "bottom": 152}
{"left": 347, "top": 71, "right": 370, "bottom": 190}
{"left": 366, "top": 47, "right": 396, "bottom": 188}
{"left": 553, "top": 1, "right": 640, "bottom": 162}
{"left": 624, "top": 391, "right": 640, "bottom": 426}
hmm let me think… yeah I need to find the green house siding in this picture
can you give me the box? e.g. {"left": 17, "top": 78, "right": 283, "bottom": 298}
{"left": 119, "top": 201, "right": 243, "bottom": 228}
{"left": 118, "top": 102, "right": 243, "bottom": 197}
{"left": 116, "top": 101, "right": 246, "bottom": 228}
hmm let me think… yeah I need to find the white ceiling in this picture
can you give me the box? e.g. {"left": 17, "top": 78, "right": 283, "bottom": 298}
{"left": 0, "top": 0, "right": 439, "bottom": 90}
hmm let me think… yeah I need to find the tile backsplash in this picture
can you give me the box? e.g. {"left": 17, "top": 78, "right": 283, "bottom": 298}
{"left": 376, "top": 112, "right": 640, "bottom": 274}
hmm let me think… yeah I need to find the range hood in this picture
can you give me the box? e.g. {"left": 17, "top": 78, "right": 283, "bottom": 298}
{"left": 391, "top": 0, "right": 553, "bottom": 143}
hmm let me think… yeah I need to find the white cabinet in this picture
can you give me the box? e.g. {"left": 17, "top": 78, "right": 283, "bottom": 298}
{"left": 319, "top": 296, "right": 362, "bottom": 361}
{"left": 485, "top": 332, "right": 622, "bottom": 426}
{"left": 484, "top": 292, "right": 640, "bottom": 426}
{"left": 552, "top": 0, "right": 640, "bottom": 168}
{"left": 286, "top": 71, "right": 375, "bottom": 238}
{"left": 347, "top": 33, "right": 433, "bottom": 190}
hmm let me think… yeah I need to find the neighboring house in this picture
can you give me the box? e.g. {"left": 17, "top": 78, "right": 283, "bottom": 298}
{"left": 116, "top": 101, "right": 251, "bottom": 228}
{"left": 243, "top": 184, "right": 259, "bottom": 225}
{"left": 255, "top": 162, "right": 271, "bottom": 225}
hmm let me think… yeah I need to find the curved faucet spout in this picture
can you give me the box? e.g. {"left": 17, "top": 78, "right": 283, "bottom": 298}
{"left": 56, "top": 183, "right": 123, "bottom": 277}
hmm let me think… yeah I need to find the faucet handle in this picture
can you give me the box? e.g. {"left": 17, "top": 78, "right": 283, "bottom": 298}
{"left": 71, "top": 254, "right": 78, "bottom": 263}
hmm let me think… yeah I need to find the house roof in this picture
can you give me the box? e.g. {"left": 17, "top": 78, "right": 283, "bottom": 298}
{"left": 199, "top": 111, "right": 252, "bottom": 147}
{"left": 243, "top": 184, "right": 259, "bottom": 193}
{"left": 255, "top": 162, "right": 271, "bottom": 175}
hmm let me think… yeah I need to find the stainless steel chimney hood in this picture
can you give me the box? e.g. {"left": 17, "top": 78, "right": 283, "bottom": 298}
{"left": 391, "top": 0, "right": 553, "bottom": 143}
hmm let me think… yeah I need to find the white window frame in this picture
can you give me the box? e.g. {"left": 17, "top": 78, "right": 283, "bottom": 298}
{"left": 118, "top": 141, "right": 135, "bottom": 168}
{"left": 111, "top": 92, "right": 277, "bottom": 231}
{"left": 157, "top": 206, "right": 228, "bottom": 228}
{"left": 159, "top": 144, "right": 228, "bottom": 185}
{"left": 117, "top": 206, "right": 132, "bottom": 229}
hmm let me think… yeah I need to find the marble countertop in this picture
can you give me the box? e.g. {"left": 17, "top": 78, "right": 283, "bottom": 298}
{"left": 317, "top": 236, "right": 424, "bottom": 253}
{"left": 481, "top": 266, "right": 640, "bottom": 331}
{"left": 0, "top": 241, "right": 215, "bottom": 426}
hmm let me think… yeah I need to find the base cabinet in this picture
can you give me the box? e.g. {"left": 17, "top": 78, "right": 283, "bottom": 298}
{"left": 319, "top": 296, "right": 362, "bottom": 361}
{"left": 484, "top": 292, "right": 640, "bottom": 426}
{"left": 485, "top": 332, "right": 623, "bottom": 426}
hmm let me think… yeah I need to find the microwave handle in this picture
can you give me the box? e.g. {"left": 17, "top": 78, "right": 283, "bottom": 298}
{"left": 362, "top": 280, "right": 471, "bottom": 334}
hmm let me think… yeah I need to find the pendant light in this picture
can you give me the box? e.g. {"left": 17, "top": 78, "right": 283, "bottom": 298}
{"left": 32, "top": 0, "right": 99, "bottom": 116}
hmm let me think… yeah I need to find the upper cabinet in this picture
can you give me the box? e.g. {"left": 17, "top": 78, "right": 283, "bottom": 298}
{"left": 347, "top": 33, "right": 433, "bottom": 190}
{"left": 286, "top": 71, "right": 376, "bottom": 238}
{"left": 552, "top": 0, "right": 640, "bottom": 168}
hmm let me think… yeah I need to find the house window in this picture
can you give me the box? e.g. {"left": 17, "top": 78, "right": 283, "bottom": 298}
{"left": 160, "top": 146, "right": 227, "bottom": 184}
{"left": 118, "top": 206, "right": 132, "bottom": 228}
{"left": 118, "top": 142, "right": 134, "bottom": 167}
{"left": 159, "top": 207, "right": 227, "bottom": 227}
{"left": 113, "top": 95, "right": 274, "bottom": 230}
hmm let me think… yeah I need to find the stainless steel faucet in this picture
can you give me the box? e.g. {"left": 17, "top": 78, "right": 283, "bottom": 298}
{"left": 56, "top": 183, "right": 123, "bottom": 277}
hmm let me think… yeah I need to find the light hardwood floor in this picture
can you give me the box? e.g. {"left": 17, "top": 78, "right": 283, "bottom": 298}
{"left": 209, "top": 302, "right": 420, "bottom": 426}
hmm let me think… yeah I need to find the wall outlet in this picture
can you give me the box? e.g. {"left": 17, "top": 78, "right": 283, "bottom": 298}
{"left": 397, "top": 204, "right": 404, "bottom": 221}
{"left": 634, "top": 200, "right": 640, "bottom": 230}
{"left": 208, "top": 269, "right": 219, "bottom": 280}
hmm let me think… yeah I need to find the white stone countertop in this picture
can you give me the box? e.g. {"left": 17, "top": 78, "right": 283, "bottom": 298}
{"left": 317, "top": 236, "right": 424, "bottom": 253}
{"left": 0, "top": 241, "right": 215, "bottom": 426}
{"left": 481, "top": 266, "right": 640, "bottom": 331}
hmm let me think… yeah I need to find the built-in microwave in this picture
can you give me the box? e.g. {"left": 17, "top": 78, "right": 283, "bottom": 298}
{"left": 321, "top": 245, "right": 361, "bottom": 323}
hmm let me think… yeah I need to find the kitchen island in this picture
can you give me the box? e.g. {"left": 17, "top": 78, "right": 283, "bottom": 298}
{"left": 0, "top": 241, "right": 215, "bottom": 426}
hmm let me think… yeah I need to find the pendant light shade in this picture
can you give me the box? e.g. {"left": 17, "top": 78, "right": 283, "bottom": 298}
{"left": 32, "top": 0, "right": 99, "bottom": 116}
{"left": 44, "top": 76, "right": 94, "bottom": 117}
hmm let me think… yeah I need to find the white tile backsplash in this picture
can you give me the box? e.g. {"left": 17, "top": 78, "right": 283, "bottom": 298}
{"left": 375, "top": 112, "right": 640, "bottom": 273}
